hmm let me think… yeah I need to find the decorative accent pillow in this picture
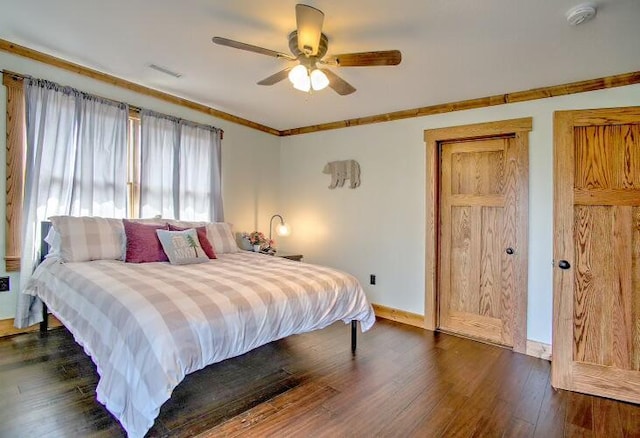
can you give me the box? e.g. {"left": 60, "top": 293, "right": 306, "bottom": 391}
{"left": 123, "top": 219, "right": 169, "bottom": 263}
{"left": 168, "top": 224, "right": 217, "bottom": 259}
{"left": 205, "top": 222, "right": 239, "bottom": 254}
{"left": 49, "top": 216, "right": 124, "bottom": 262}
{"left": 156, "top": 229, "right": 209, "bottom": 265}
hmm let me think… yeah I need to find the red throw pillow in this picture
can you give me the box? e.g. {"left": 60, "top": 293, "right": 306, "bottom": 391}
{"left": 123, "top": 219, "right": 169, "bottom": 263}
{"left": 168, "top": 224, "right": 217, "bottom": 259}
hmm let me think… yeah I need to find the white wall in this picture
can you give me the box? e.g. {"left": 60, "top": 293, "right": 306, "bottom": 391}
{"left": 279, "top": 84, "right": 640, "bottom": 345}
{"left": 2, "top": 49, "right": 638, "bottom": 345}
{"left": 0, "top": 52, "right": 281, "bottom": 319}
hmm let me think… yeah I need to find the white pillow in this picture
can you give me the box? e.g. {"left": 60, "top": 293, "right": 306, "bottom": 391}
{"left": 49, "top": 216, "right": 124, "bottom": 262}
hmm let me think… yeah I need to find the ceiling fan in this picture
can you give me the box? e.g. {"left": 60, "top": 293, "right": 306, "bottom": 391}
{"left": 212, "top": 4, "right": 402, "bottom": 96}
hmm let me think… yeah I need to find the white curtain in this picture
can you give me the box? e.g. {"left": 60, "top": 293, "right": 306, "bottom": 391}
{"left": 139, "top": 112, "right": 179, "bottom": 219}
{"left": 15, "top": 78, "right": 128, "bottom": 328}
{"left": 140, "top": 110, "right": 223, "bottom": 221}
{"left": 179, "top": 121, "right": 223, "bottom": 221}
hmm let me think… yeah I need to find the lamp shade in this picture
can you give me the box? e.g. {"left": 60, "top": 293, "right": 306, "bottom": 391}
{"left": 310, "top": 69, "right": 329, "bottom": 91}
{"left": 289, "top": 65, "right": 308, "bottom": 83}
{"left": 276, "top": 222, "right": 291, "bottom": 237}
{"left": 293, "top": 75, "right": 311, "bottom": 92}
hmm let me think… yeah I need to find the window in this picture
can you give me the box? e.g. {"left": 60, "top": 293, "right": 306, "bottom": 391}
{"left": 139, "top": 110, "right": 223, "bottom": 222}
{"left": 3, "top": 73, "right": 223, "bottom": 272}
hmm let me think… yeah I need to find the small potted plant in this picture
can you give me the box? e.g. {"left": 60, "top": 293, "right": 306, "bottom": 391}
{"left": 242, "top": 231, "right": 271, "bottom": 252}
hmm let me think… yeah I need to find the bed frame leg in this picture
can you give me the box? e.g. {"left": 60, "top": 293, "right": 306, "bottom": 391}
{"left": 351, "top": 320, "right": 357, "bottom": 354}
{"left": 40, "top": 302, "right": 49, "bottom": 334}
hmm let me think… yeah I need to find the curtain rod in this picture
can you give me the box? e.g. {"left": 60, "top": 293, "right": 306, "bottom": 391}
{"left": 1, "top": 69, "right": 224, "bottom": 139}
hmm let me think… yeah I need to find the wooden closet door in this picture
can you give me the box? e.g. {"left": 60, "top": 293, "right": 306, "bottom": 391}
{"left": 553, "top": 107, "right": 640, "bottom": 403}
{"left": 439, "top": 135, "right": 525, "bottom": 347}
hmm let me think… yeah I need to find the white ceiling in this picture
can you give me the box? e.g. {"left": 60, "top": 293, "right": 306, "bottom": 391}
{"left": 1, "top": 0, "right": 639, "bottom": 131}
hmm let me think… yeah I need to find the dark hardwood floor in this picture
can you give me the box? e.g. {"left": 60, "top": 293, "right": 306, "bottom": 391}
{"left": 0, "top": 319, "right": 638, "bottom": 438}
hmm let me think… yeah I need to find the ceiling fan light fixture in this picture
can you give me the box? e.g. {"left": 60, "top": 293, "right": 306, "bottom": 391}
{"left": 310, "top": 69, "right": 329, "bottom": 91}
{"left": 288, "top": 64, "right": 308, "bottom": 84}
{"left": 292, "top": 73, "right": 311, "bottom": 92}
{"left": 214, "top": 4, "right": 401, "bottom": 96}
{"left": 293, "top": 79, "right": 311, "bottom": 92}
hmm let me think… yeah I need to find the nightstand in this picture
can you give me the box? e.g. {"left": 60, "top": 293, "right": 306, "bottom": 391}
{"left": 276, "top": 253, "right": 303, "bottom": 262}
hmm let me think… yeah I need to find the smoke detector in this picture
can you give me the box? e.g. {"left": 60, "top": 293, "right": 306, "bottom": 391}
{"left": 566, "top": 3, "right": 597, "bottom": 26}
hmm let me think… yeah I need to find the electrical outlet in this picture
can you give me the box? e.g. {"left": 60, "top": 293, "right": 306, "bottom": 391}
{"left": 369, "top": 274, "right": 376, "bottom": 285}
{"left": 0, "top": 276, "right": 10, "bottom": 292}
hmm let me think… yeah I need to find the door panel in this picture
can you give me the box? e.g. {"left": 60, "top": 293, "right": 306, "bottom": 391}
{"left": 450, "top": 206, "right": 469, "bottom": 312}
{"left": 553, "top": 107, "right": 640, "bottom": 403}
{"left": 439, "top": 136, "right": 522, "bottom": 347}
{"left": 480, "top": 206, "right": 504, "bottom": 319}
{"left": 450, "top": 142, "right": 505, "bottom": 195}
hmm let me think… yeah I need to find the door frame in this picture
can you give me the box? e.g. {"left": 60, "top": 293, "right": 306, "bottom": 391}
{"left": 424, "top": 118, "right": 532, "bottom": 353}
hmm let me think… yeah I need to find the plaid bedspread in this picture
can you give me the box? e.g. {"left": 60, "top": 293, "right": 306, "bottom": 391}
{"left": 24, "top": 252, "right": 375, "bottom": 437}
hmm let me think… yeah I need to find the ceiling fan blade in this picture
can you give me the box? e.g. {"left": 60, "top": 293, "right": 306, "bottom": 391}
{"left": 325, "top": 50, "right": 402, "bottom": 67}
{"left": 212, "top": 37, "right": 296, "bottom": 61}
{"left": 320, "top": 69, "right": 356, "bottom": 96}
{"left": 295, "top": 4, "right": 324, "bottom": 55}
{"left": 257, "top": 67, "right": 293, "bottom": 86}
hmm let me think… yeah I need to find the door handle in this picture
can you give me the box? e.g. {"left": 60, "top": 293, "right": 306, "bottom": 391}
{"left": 558, "top": 260, "right": 571, "bottom": 270}
{"left": 505, "top": 247, "right": 514, "bottom": 255}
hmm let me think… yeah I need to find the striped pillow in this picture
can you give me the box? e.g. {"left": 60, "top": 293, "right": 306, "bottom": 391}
{"left": 49, "top": 216, "right": 124, "bottom": 262}
{"left": 167, "top": 220, "right": 239, "bottom": 254}
{"left": 166, "top": 219, "right": 208, "bottom": 230}
{"left": 205, "top": 222, "right": 239, "bottom": 254}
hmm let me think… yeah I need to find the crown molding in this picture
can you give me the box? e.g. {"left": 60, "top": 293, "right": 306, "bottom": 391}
{"left": 2, "top": 39, "right": 639, "bottom": 138}
{"left": 280, "top": 71, "right": 640, "bottom": 136}
{"left": 0, "top": 39, "right": 279, "bottom": 136}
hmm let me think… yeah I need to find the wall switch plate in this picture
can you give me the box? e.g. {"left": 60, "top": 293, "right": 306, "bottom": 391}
{"left": 370, "top": 274, "right": 376, "bottom": 285}
{"left": 0, "top": 276, "right": 10, "bottom": 292}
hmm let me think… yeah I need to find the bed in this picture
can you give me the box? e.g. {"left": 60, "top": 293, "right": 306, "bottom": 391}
{"left": 24, "top": 217, "right": 375, "bottom": 438}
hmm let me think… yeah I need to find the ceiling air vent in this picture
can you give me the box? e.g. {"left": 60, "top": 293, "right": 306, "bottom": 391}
{"left": 149, "top": 64, "right": 182, "bottom": 78}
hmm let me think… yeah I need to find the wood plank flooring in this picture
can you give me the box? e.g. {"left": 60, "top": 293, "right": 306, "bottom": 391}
{"left": 0, "top": 319, "right": 638, "bottom": 437}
